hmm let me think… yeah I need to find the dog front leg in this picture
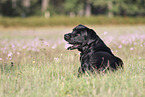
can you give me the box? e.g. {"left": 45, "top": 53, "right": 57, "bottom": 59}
{"left": 77, "top": 63, "right": 89, "bottom": 77}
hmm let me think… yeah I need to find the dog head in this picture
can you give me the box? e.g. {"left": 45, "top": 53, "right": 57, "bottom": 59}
{"left": 64, "top": 24, "right": 99, "bottom": 50}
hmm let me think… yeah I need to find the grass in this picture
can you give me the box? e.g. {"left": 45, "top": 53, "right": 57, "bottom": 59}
{"left": 0, "top": 25, "right": 145, "bottom": 97}
{"left": 0, "top": 16, "right": 145, "bottom": 27}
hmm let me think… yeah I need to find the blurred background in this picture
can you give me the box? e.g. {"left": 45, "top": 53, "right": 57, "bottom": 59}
{"left": 0, "top": 0, "right": 145, "bottom": 17}
{"left": 0, "top": 0, "right": 145, "bottom": 27}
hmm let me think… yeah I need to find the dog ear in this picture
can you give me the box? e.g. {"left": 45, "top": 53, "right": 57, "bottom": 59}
{"left": 86, "top": 29, "right": 98, "bottom": 45}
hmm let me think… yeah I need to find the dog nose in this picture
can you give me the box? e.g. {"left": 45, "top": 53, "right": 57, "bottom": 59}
{"left": 64, "top": 34, "right": 71, "bottom": 40}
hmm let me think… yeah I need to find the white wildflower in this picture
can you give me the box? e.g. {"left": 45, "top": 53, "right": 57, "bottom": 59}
{"left": 52, "top": 44, "right": 57, "bottom": 49}
{"left": 8, "top": 53, "right": 13, "bottom": 57}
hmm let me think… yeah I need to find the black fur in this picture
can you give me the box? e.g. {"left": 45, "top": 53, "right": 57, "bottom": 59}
{"left": 64, "top": 24, "right": 123, "bottom": 77}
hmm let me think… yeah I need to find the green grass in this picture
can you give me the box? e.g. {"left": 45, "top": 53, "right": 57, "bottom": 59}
{"left": 0, "top": 26, "right": 145, "bottom": 97}
{"left": 0, "top": 16, "right": 145, "bottom": 27}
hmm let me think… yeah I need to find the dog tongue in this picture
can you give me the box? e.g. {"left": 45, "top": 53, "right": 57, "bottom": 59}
{"left": 67, "top": 44, "right": 79, "bottom": 50}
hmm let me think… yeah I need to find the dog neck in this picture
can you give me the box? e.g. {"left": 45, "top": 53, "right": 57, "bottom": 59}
{"left": 79, "top": 38, "right": 114, "bottom": 56}
{"left": 78, "top": 39, "right": 99, "bottom": 54}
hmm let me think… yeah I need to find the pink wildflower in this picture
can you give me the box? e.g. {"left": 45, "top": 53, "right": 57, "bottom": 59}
{"left": 54, "top": 57, "right": 59, "bottom": 62}
{"left": 118, "top": 45, "right": 122, "bottom": 48}
{"left": 103, "top": 31, "right": 108, "bottom": 35}
{"left": 130, "top": 48, "right": 134, "bottom": 50}
{"left": 17, "top": 52, "right": 20, "bottom": 55}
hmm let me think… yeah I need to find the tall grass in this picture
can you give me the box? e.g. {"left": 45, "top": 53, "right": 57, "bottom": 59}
{"left": 0, "top": 26, "right": 144, "bottom": 97}
{"left": 0, "top": 16, "right": 145, "bottom": 27}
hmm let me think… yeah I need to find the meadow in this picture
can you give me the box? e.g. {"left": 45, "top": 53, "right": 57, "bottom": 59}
{"left": 0, "top": 16, "right": 145, "bottom": 27}
{"left": 0, "top": 25, "right": 144, "bottom": 97}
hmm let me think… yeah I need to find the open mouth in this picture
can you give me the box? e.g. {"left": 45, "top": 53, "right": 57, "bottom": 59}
{"left": 66, "top": 43, "right": 81, "bottom": 50}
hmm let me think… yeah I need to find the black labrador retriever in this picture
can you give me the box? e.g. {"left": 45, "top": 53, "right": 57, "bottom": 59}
{"left": 64, "top": 24, "right": 123, "bottom": 77}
